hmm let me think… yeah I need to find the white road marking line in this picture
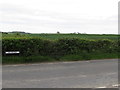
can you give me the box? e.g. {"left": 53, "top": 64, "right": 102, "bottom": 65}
{"left": 97, "top": 84, "right": 119, "bottom": 88}
{"left": 97, "top": 86, "right": 107, "bottom": 88}
{"left": 112, "top": 84, "right": 119, "bottom": 87}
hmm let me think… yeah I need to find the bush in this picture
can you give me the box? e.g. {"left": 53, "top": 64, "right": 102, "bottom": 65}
{"left": 2, "top": 38, "right": 119, "bottom": 57}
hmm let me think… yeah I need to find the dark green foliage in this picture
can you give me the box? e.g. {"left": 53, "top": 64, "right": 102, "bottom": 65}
{"left": 2, "top": 34, "right": 119, "bottom": 64}
{"left": 2, "top": 38, "right": 119, "bottom": 56}
{"left": 2, "top": 38, "right": 53, "bottom": 56}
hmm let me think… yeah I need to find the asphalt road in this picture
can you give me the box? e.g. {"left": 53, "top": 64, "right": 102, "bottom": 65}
{"left": 2, "top": 59, "right": 118, "bottom": 88}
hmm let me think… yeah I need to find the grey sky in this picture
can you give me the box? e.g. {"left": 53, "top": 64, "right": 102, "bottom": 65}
{"left": 0, "top": 0, "right": 119, "bottom": 34}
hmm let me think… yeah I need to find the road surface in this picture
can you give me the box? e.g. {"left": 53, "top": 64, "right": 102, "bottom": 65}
{"left": 2, "top": 59, "right": 118, "bottom": 88}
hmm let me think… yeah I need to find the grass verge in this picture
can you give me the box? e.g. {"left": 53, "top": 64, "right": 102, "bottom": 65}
{"left": 2, "top": 52, "right": 118, "bottom": 64}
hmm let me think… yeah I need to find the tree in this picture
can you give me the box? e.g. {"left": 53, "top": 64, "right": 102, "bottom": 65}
{"left": 57, "top": 31, "right": 60, "bottom": 34}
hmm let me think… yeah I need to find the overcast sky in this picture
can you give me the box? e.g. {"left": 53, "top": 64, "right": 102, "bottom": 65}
{"left": 0, "top": 0, "right": 119, "bottom": 34}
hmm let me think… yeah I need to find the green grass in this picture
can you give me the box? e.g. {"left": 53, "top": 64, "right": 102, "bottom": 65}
{"left": 60, "top": 53, "right": 118, "bottom": 61}
{"left": 2, "top": 56, "right": 55, "bottom": 64}
{"left": 2, "top": 33, "right": 119, "bottom": 41}
{"left": 2, "top": 52, "right": 118, "bottom": 64}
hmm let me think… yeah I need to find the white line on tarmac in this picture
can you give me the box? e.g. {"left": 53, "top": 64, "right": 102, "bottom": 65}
{"left": 112, "top": 84, "right": 119, "bottom": 87}
{"left": 97, "top": 86, "right": 107, "bottom": 88}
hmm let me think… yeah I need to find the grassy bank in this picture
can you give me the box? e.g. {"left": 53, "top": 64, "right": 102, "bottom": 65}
{"left": 2, "top": 52, "right": 118, "bottom": 64}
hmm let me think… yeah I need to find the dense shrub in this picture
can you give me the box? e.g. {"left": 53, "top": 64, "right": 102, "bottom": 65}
{"left": 2, "top": 38, "right": 53, "bottom": 56}
{"left": 2, "top": 38, "right": 119, "bottom": 57}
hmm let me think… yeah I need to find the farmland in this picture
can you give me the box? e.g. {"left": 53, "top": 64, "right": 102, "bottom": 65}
{"left": 2, "top": 33, "right": 119, "bottom": 40}
{"left": 2, "top": 33, "right": 120, "bottom": 64}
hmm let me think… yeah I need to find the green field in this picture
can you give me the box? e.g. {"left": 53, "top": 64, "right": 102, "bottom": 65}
{"left": 2, "top": 33, "right": 119, "bottom": 40}
{"left": 2, "top": 33, "right": 119, "bottom": 64}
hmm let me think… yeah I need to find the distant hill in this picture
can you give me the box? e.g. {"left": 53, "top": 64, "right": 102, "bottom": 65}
{"left": 2, "top": 31, "right": 30, "bottom": 34}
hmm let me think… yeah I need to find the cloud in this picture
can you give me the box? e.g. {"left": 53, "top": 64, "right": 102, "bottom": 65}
{"left": 0, "top": 2, "right": 118, "bottom": 34}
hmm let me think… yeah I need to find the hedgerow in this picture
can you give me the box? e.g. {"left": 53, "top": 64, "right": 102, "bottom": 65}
{"left": 2, "top": 38, "right": 119, "bottom": 58}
